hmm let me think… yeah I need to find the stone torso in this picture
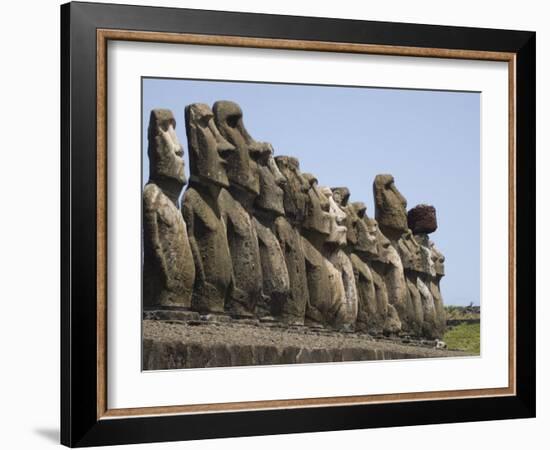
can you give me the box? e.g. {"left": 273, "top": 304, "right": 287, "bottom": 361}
{"left": 274, "top": 216, "right": 309, "bottom": 325}
{"left": 182, "top": 186, "right": 233, "bottom": 314}
{"left": 253, "top": 216, "right": 290, "bottom": 320}
{"left": 219, "top": 188, "right": 263, "bottom": 317}
{"left": 143, "top": 183, "right": 195, "bottom": 308}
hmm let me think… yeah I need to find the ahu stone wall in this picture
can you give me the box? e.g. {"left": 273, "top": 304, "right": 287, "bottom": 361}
{"left": 143, "top": 101, "right": 447, "bottom": 340}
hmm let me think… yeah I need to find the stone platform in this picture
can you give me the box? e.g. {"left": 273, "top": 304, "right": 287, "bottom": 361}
{"left": 142, "top": 319, "right": 468, "bottom": 370}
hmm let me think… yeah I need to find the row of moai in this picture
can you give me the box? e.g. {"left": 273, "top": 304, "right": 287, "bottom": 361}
{"left": 143, "top": 101, "right": 447, "bottom": 339}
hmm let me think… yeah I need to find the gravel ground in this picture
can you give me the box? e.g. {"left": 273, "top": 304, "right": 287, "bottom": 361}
{"left": 143, "top": 320, "right": 470, "bottom": 359}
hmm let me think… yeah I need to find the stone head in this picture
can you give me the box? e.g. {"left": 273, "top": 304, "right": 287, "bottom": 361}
{"left": 147, "top": 109, "right": 186, "bottom": 190}
{"left": 373, "top": 174, "right": 408, "bottom": 236}
{"left": 350, "top": 202, "right": 377, "bottom": 255}
{"left": 365, "top": 216, "right": 391, "bottom": 263}
{"left": 399, "top": 229, "right": 423, "bottom": 272}
{"left": 185, "top": 103, "right": 235, "bottom": 189}
{"left": 301, "top": 173, "right": 331, "bottom": 235}
{"left": 331, "top": 187, "right": 350, "bottom": 208}
{"left": 408, "top": 204, "right": 438, "bottom": 234}
{"left": 430, "top": 241, "right": 445, "bottom": 277}
{"left": 213, "top": 101, "right": 261, "bottom": 195}
{"left": 251, "top": 142, "right": 286, "bottom": 216}
{"left": 275, "top": 156, "right": 310, "bottom": 224}
{"left": 412, "top": 233, "right": 436, "bottom": 276}
{"left": 321, "top": 186, "right": 347, "bottom": 246}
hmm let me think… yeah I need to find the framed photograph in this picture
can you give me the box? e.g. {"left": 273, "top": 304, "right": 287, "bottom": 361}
{"left": 61, "top": 1, "right": 535, "bottom": 447}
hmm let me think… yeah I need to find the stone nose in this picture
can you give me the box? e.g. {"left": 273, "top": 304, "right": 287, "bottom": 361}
{"left": 217, "top": 140, "right": 236, "bottom": 160}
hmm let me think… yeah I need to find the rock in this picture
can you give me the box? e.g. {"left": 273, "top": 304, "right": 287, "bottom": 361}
{"left": 408, "top": 204, "right": 438, "bottom": 234}
{"left": 214, "top": 101, "right": 265, "bottom": 318}
{"left": 142, "top": 109, "right": 195, "bottom": 309}
{"left": 373, "top": 174, "right": 408, "bottom": 239}
{"left": 275, "top": 156, "right": 309, "bottom": 226}
{"left": 274, "top": 216, "right": 309, "bottom": 325}
{"left": 182, "top": 103, "right": 235, "bottom": 314}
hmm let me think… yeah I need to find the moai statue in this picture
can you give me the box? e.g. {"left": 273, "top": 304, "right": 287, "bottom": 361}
{"left": 298, "top": 173, "right": 336, "bottom": 328}
{"left": 143, "top": 109, "right": 196, "bottom": 312}
{"left": 332, "top": 193, "right": 378, "bottom": 335}
{"left": 430, "top": 241, "right": 447, "bottom": 335}
{"left": 373, "top": 174, "right": 409, "bottom": 242}
{"left": 397, "top": 230, "right": 425, "bottom": 336}
{"left": 373, "top": 174, "right": 414, "bottom": 333}
{"left": 250, "top": 142, "right": 290, "bottom": 321}
{"left": 321, "top": 186, "right": 358, "bottom": 331}
{"left": 273, "top": 156, "right": 310, "bottom": 325}
{"left": 181, "top": 103, "right": 235, "bottom": 316}
{"left": 408, "top": 204, "right": 446, "bottom": 337}
{"left": 213, "top": 101, "right": 264, "bottom": 319}
{"left": 361, "top": 213, "right": 402, "bottom": 335}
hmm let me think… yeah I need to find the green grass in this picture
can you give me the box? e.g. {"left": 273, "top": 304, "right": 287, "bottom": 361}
{"left": 443, "top": 323, "right": 480, "bottom": 355}
{"left": 445, "top": 305, "right": 480, "bottom": 321}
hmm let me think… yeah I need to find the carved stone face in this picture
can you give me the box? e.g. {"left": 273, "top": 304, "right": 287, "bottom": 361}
{"left": 185, "top": 103, "right": 235, "bottom": 188}
{"left": 321, "top": 187, "right": 347, "bottom": 246}
{"left": 275, "top": 156, "right": 310, "bottom": 224}
{"left": 213, "top": 101, "right": 260, "bottom": 195}
{"left": 147, "top": 109, "right": 186, "bottom": 187}
{"left": 301, "top": 174, "right": 331, "bottom": 235}
{"left": 350, "top": 202, "right": 376, "bottom": 254}
{"left": 331, "top": 187, "right": 350, "bottom": 208}
{"left": 365, "top": 216, "right": 390, "bottom": 262}
{"left": 373, "top": 174, "right": 408, "bottom": 234}
{"left": 251, "top": 142, "right": 286, "bottom": 216}
{"left": 399, "top": 230, "right": 423, "bottom": 272}
{"left": 331, "top": 187, "right": 356, "bottom": 244}
{"left": 430, "top": 241, "right": 445, "bottom": 276}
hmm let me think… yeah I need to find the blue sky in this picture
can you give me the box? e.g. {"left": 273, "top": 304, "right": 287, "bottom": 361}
{"left": 142, "top": 78, "right": 480, "bottom": 306}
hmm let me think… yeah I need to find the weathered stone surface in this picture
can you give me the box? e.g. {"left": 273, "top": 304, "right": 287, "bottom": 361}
{"left": 274, "top": 217, "right": 309, "bottom": 325}
{"left": 322, "top": 187, "right": 358, "bottom": 330}
{"left": 267, "top": 156, "right": 311, "bottom": 325}
{"left": 382, "top": 240, "right": 410, "bottom": 333}
{"left": 185, "top": 103, "right": 234, "bottom": 188}
{"left": 253, "top": 143, "right": 286, "bottom": 216}
{"left": 429, "top": 241, "right": 447, "bottom": 337}
{"left": 214, "top": 101, "right": 265, "bottom": 318}
{"left": 142, "top": 320, "right": 467, "bottom": 370}
{"left": 143, "top": 109, "right": 196, "bottom": 309}
{"left": 411, "top": 225, "right": 447, "bottom": 338}
{"left": 384, "top": 304, "right": 403, "bottom": 335}
{"left": 219, "top": 189, "right": 263, "bottom": 317}
{"left": 302, "top": 173, "right": 331, "bottom": 236}
{"left": 275, "top": 156, "right": 309, "bottom": 225}
{"left": 408, "top": 204, "right": 438, "bottom": 234}
{"left": 350, "top": 253, "right": 377, "bottom": 333}
{"left": 182, "top": 103, "right": 234, "bottom": 313}
{"left": 254, "top": 217, "right": 290, "bottom": 318}
{"left": 397, "top": 230, "right": 425, "bottom": 335}
{"left": 144, "top": 102, "right": 453, "bottom": 351}
{"left": 213, "top": 101, "right": 261, "bottom": 194}
{"left": 417, "top": 276, "right": 437, "bottom": 338}
{"left": 373, "top": 174, "right": 408, "bottom": 239}
{"left": 250, "top": 143, "right": 290, "bottom": 320}
{"left": 301, "top": 236, "right": 340, "bottom": 327}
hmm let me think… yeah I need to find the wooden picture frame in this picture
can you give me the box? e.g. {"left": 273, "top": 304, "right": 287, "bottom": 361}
{"left": 61, "top": 1, "right": 535, "bottom": 446}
